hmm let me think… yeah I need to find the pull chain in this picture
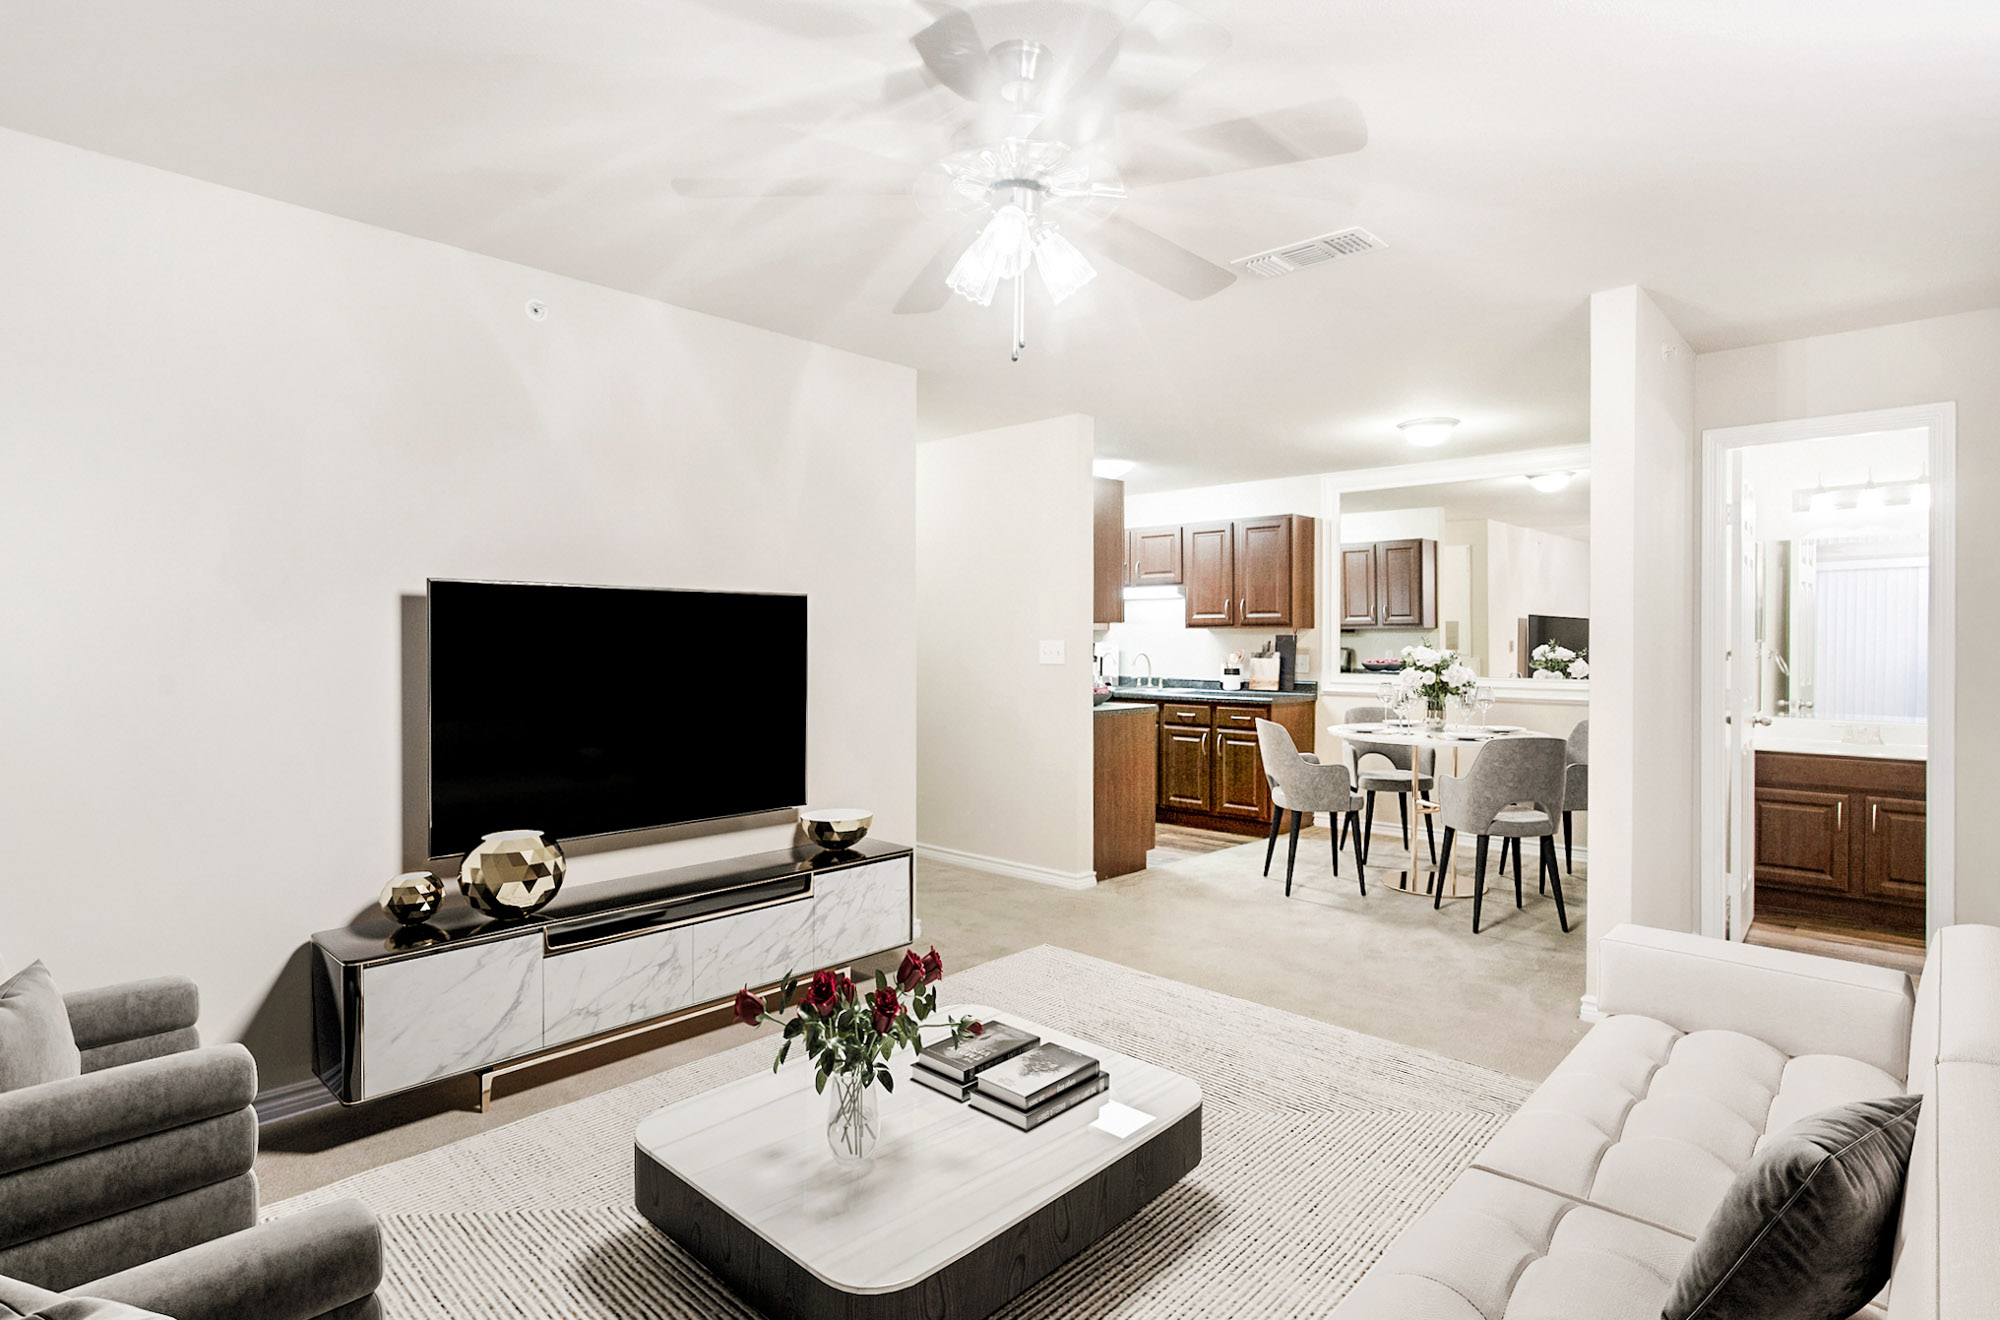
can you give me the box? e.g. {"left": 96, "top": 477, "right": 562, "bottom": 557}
{"left": 1010, "top": 275, "right": 1026, "bottom": 362}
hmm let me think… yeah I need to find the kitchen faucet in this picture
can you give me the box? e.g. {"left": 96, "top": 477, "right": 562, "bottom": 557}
{"left": 1132, "top": 653, "right": 1154, "bottom": 688}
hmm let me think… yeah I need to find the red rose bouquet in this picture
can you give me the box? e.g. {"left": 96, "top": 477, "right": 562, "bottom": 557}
{"left": 735, "top": 947, "right": 982, "bottom": 1163}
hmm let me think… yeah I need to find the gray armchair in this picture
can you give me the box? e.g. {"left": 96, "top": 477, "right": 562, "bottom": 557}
{"left": 1258, "top": 719, "right": 1366, "bottom": 897}
{"left": 1340, "top": 705, "right": 1436, "bottom": 865}
{"left": 1434, "top": 735, "right": 1571, "bottom": 934}
{"left": 0, "top": 974, "right": 383, "bottom": 1318}
{"left": 0, "top": 1199, "right": 381, "bottom": 1320}
{"left": 1562, "top": 718, "right": 1589, "bottom": 876}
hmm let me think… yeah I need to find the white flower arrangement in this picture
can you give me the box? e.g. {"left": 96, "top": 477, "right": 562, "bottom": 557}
{"left": 1396, "top": 645, "right": 1479, "bottom": 705}
{"left": 1530, "top": 643, "right": 1589, "bottom": 680}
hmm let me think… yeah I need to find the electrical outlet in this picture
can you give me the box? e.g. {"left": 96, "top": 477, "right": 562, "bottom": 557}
{"left": 1039, "top": 640, "right": 1065, "bottom": 665}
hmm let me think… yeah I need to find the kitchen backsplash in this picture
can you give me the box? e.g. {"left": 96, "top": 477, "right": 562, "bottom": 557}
{"left": 1098, "top": 593, "right": 1318, "bottom": 684}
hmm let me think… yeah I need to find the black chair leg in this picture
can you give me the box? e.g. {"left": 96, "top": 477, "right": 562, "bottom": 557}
{"left": 1362, "top": 792, "right": 1376, "bottom": 864}
{"left": 1434, "top": 826, "right": 1456, "bottom": 906}
{"left": 1497, "top": 834, "right": 1508, "bottom": 877}
{"left": 1562, "top": 811, "right": 1573, "bottom": 880}
{"left": 1472, "top": 835, "right": 1490, "bottom": 933}
{"left": 1423, "top": 812, "right": 1437, "bottom": 864}
{"left": 1338, "top": 809, "right": 1348, "bottom": 852}
{"left": 1263, "top": 806, "right": 1283, "bottom": 877}
{"left": 1350, "top": 811, "right": 1367, "bottom": 894}
{"left": 1397, "top": 793, "right": 1410, "bottom": 851}
{"left": 1545, "top": 836, "right": 1571, "bottom": 933}
{"left": 1329, "top": 813, "right": 1339, "bottom": 877}
{"left": 1513, "top": 838, "right": 1524, "bottom": 908}
{"left": 1284, "top": 808, "right": 1303, "bottom": 897}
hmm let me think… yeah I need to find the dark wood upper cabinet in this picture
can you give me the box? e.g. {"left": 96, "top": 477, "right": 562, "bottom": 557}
{"left": 1235, "top": 516, "right": 1314, "bottom": 628}
{"left": 1128, "top": 525, "right": 1183, "bottom": 585}
{"left": 1340, "top": 538, "right": 1437, "bottom": 629}
{"left": 1093, "top": 478, "right": 1125, "bottom": 625}
{"left": 1182, "top": 522, "right": 1236, "bottom": 626}
{"left": 1339, "top": 545, "right": 1379, "bottom": 628}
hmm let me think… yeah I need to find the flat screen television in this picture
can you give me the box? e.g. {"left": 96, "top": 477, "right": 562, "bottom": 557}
{"left": 1527, "top": 613, "right": 1590, "bottom": 657}
{"left": 427, "top": 580, "right": 806, "bottom": 858}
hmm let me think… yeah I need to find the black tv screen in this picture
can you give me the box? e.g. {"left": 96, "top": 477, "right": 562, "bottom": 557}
{"left": 1527, "top": 613, "right": 1590, "bottom": 656}
{"left": 427, "top": 580, "right": 806, "bottom": 857}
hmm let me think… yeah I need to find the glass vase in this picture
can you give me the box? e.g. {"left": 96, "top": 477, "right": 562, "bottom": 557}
{"left": 1424, "top": 698, "right": 1447, "bottom": 731}
{"left": 825, "top": 1070, "right": 880, "bottom": 1166}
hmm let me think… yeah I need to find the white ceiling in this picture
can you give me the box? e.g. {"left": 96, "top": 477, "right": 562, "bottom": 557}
{"left": 1341, "top": 473, "right": 1591, "bottom": 540}
{"left": 5, "top": 2, "right": 1996, "bottom": 491}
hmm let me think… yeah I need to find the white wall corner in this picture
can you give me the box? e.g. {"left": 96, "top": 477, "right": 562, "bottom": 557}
{"left": 915, "top": 843, "right": 1097, "bottom": 891}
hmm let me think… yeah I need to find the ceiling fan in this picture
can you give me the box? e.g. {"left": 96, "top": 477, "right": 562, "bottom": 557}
{"left": 673, "top": 0, "right": 1368, "bottom": 359}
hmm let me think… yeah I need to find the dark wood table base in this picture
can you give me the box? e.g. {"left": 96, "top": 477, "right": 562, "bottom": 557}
{"left": 635, "top": 1106, "right": 1202, "bottom": 1320}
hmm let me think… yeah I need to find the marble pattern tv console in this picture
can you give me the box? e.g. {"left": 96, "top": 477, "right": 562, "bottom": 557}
{"left": 311, "top": 841, "right": 913, "bottom": 1104}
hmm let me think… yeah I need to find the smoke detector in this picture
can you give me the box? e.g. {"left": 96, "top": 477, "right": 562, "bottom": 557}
{"left": 1231, "top": 226, "right": 1386, "bottom": 278}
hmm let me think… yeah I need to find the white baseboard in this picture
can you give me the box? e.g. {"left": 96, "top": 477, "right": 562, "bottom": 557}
{"left": 915, "top": 843, "right": 1096, "bottom": 890}
{"left": 253, "top": 1077, "right": 339, "bottom": 1126}
{"left": 1578, "top": 994, "right": 1606, "bottom": 1023}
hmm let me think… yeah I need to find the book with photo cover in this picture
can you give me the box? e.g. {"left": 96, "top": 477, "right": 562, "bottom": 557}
{"left": 910, "top": 1063, "right": 975, "bottom": 1102}
{"left": 972, "top": 1043, "right": 1101, "bottom": 1110}
{"left": 914, "top": 1021, "right": 1040, "bottom": 1083}
{"left": 968, "top": 1073, "right": 1110, "bottom": 1130}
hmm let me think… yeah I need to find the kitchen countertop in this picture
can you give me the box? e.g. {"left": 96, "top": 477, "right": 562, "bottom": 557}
{"left": 1107, "top": 685, "right": 1316, "bottom": 705}
{"left": 1094, "top": 701, "right": 1155, "bottom": 714}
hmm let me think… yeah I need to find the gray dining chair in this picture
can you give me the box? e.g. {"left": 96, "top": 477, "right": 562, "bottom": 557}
{"left": 1562, "top": 719, "right": 1589, "bottom": 877}
{"left": 1258, "top": 719, "right": 1366, "bottom": 898}
{"left": 1433, "top": 734, "right": 1571, "bottom": 934}
{"left": 1340, "top": 705, "right": 1436, "bottom": 865}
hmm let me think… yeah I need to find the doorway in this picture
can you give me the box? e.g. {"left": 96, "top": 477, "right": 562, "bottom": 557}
{"left": 1700, "top": 405, "right": 1955, "bottom": 957}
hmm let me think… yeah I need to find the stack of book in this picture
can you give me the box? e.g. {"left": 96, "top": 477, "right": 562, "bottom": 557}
{"left": 913, "top": 1023, "right": 1110, "bottom": 1131}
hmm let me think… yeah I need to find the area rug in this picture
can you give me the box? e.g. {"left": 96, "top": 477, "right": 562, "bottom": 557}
{"left": 269, "top": 945, "right": 1532, "bottom": 1318}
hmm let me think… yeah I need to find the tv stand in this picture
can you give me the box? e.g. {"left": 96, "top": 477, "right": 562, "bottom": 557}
{"left": 310, "top": 840, "right": 913, "bottom": 1105}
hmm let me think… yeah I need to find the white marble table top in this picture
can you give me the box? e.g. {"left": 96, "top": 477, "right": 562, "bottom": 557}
{"left": 633, "top": 1004, "right": 1202, "bottom": 1295}
{"left": 1327, "top": 722, "right": 1540, "bottom": 751}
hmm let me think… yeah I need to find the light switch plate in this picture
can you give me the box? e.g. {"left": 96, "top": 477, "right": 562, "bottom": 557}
{"left": 1298, "top": 653, "right": 1312, "bottom": 674}
{"left": 1039, "top": 640, "right": 1065, "bottom": 665}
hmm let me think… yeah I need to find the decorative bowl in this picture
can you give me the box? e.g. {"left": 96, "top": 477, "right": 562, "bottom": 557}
{"left": 800, "top": 807, "right": 872, "bottom": 851}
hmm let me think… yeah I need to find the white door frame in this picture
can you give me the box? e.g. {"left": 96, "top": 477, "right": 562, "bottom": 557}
{"left": 1697, "top": 403, "right": 1956, "bottom": 940}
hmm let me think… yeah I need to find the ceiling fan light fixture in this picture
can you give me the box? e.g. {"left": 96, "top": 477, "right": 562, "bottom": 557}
{"left": 1034, "top": 228, "right": 1097, "bottom": 304}
{"left": 1397, "top": 417, "right": 1459, "bottom": 448}
{"left": 946, "top": 203, "right": 1035, "bottom": 307}
{"left": 1526, "top": 471, "right": 1573, "bottom": 494}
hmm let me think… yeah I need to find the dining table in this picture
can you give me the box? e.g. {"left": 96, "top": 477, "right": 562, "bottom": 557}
{"left": 1325, "top": 721, "right": 1536, "bottom": 900}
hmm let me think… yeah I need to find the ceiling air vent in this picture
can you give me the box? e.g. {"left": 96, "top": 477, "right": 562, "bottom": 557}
{"left": 1232, "top": 226, "right": 1387, "bottom": 278}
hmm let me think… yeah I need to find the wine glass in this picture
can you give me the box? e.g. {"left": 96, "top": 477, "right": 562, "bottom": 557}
{"left": 1473, "top": 682, "right": 1495, "bottom": 727}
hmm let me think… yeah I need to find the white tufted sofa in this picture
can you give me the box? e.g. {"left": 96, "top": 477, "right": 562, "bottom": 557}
{"left": 1333, "top": 922, "right": 2000, "bottom": 1319}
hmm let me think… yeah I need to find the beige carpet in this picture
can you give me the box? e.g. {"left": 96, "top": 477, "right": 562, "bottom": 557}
{"left": 270, "top": 946, "right": 1532, "bottom": 1318}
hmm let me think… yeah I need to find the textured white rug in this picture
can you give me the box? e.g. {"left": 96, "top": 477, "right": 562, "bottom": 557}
{"left": 271, "top": 946, "right": 1531, "bottom": 1318}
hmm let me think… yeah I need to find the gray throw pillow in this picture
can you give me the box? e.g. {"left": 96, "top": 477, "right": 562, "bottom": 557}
{"left": 0, "top": 961, "right": 83, "bottom": 1092}
{"left": 1664, "top": 1094, "right": 1920, "bottom": 1320}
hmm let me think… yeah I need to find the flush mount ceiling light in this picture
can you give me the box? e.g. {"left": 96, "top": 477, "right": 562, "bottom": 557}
{"left": 1526, "top": 472, "right": 1574, "bottom": 493}
{"left": 1397, "top": 417, "right": 1460, "bottom": 448}
{"left": 1092, "top": 458, "right": 1136, "bottom": 479}
{"left": 927, "top": 137, "right": 1127, "bottom": 361}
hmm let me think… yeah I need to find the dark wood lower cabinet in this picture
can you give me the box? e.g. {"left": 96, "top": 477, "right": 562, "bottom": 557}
{"left": 1159, "top": 726, "right": 1214, "bottom": 813}
{"left": 1212, "top": 727, "right": 1269, "bottom": 821}
{"left": 1754, "top": 751, "right": 1925, "bottom": 937}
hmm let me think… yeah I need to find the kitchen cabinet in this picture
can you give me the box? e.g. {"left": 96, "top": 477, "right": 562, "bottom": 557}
{"left": 1093, "top": 478, "right": 1125, "bottom": 625}
{"left": 1127, "top": 526, "right": 1182, "bottom": 585}
{"left": 1339, "top": 538, "right": 1437, "bottom": 629}
{"left": 1124, "top": 695, "right": 1315, "bottom": 835}
{"left": 1754, "top": 751, "right": 1925, "bottom": 937}
{"left": 1179, "top": 516, "right": 1315, "bottom": 628}
{"left": 1094, "top": 704, "right": 1156, "bottom": 880}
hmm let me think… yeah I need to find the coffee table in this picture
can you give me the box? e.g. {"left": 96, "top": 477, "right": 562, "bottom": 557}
{"left": 634, "top": 1004, "right": 1203, "bottom": 1320}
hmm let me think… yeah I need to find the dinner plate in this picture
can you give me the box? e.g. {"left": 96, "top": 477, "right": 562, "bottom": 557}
{"left": 1480, "top": 724, "right": 1525, "bottom": 734}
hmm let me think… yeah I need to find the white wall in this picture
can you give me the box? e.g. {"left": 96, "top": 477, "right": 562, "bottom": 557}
{"left": 1486, "top": 521, "right": 1591, "bottom": 677}
{"left": 1103, "top": 474, "right": 1323, "bottom": 684}
{"left": 1588, "top": 286, "right": 1699, "bottom": 995}
{"left": 1697, "top": 306, "right": 2000, "bottom": 924}
{"left": 916, "top": 417, "right": 1095, "bottom": 885}
{"left": 0, "top": 129, "right": 918, "bottom": 1088}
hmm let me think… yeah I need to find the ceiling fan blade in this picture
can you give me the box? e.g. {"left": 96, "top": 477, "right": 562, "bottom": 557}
{"left": 1121, "top": 97, "right": 1368, "bottom": 188}
{"left": 1102, "top": 0, "right": 1232, "bottom": 112}
{"left": 672, "top": 177, "right": 912, "bottom": 198}
{"left": 893, "top": 237, "right": 964, "bottom": 314}
{"left": 909, "top": 5, "right": 990, "bottom": 102}
{"left": 1093, "top": 216, "right": 1235, "bottom": 301}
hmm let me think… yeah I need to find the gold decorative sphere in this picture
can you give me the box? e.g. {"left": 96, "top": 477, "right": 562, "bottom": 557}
{"left": 459, "top": 830, "right": 566, "bottom": 919}
{"left": 380, "top": 871, "right": 445, "bottom": 925}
